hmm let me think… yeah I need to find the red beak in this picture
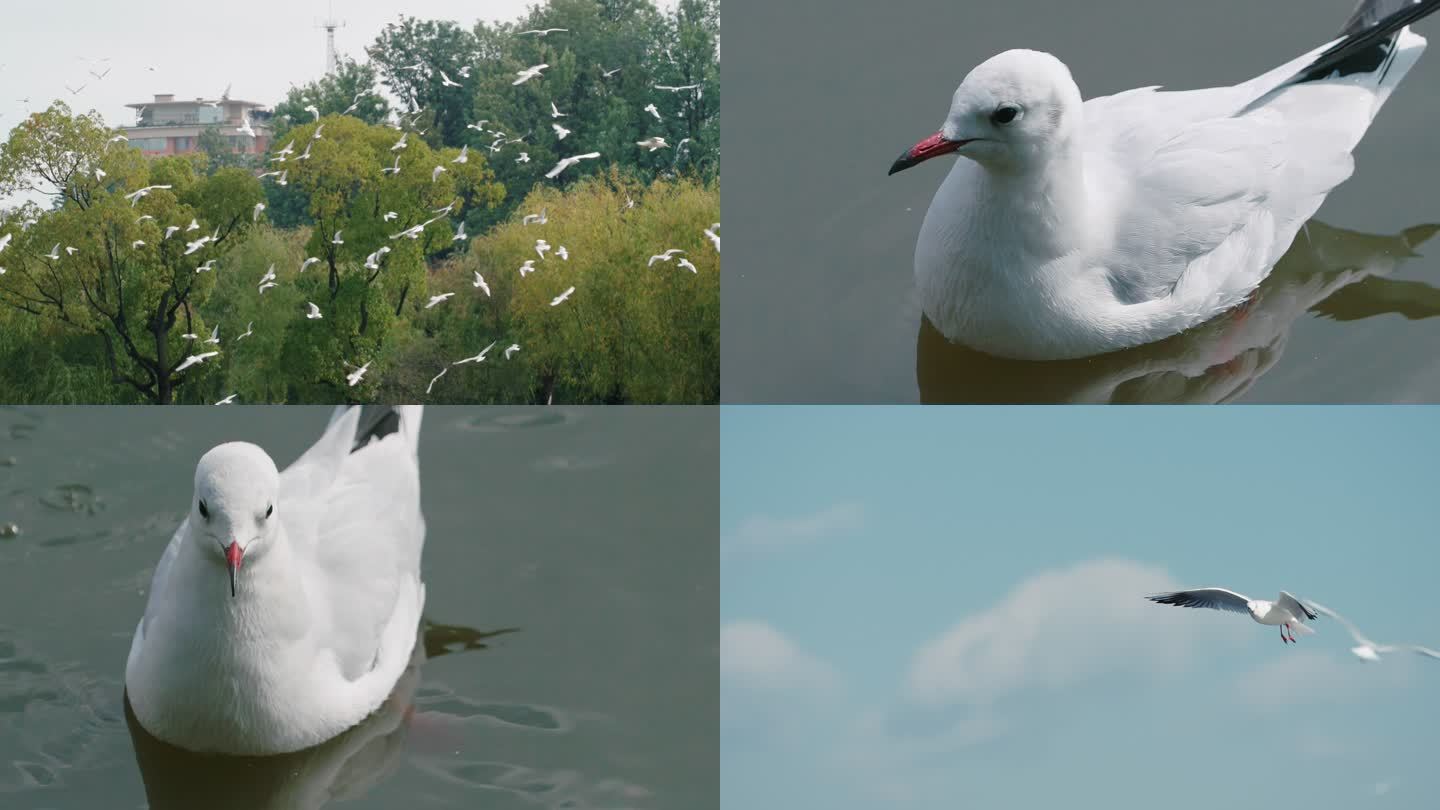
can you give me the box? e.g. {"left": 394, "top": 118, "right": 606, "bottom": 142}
{"left": 225, "top": 541, "right": 243, "bottom": 597}
{"left": 888, "top": 131, "right": 968, "bottom": 175}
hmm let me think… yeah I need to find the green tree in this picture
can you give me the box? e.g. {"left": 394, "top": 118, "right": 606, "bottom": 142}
{"left": 366, "top": 18, "right": 480, "bottom": 148}
{"left": 0, "top": 105, "right": 263, "bottom": 403}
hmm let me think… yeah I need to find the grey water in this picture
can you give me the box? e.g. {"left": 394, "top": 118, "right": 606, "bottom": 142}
{"left": 0, "top": 406, "right": 717, "bottom": 809}
{"left": 721, "top": 0, "right": 1440, "bottom": 402}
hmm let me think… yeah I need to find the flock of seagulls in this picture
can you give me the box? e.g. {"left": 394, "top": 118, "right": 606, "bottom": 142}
{"left": 0, "top": 20, "right": 716, "bottom": 404}
{"left": 1148, "top": 587, "right": 1438, "bottom": 658}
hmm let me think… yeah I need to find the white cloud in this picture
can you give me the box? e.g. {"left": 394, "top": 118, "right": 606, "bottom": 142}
{"left": 723, "top": 502, "right": 863, "bottom": 554}
{"left": 904, "top": 558, "right": 1221, "bottom": 707}
{"left": 720, "top": 621, "right": 838, "bottom": 692}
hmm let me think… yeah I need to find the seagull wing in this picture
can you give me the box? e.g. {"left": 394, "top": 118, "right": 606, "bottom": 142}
{"left": 1305, "top": 601, "right": 1367, "bottom": 644}
{"left": 1147, "top": 588, "right": 1252, "bottom": 615}
{"left": 1277, "top": 591, "right": 1318, "bottom": 622}
{"left": 1406, "top": 646, "right": 1440, "bottom": 660}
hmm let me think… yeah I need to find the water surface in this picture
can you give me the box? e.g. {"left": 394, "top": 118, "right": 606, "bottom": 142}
{"left": 0, "top": 406, "right": 717, "bottom": 809}
{"left": 722, "top": 0, "right": 1440, "bottom": 402}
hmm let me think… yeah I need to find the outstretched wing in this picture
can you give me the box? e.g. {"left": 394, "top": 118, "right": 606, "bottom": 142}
{"left": 1277, "top": 591, "right": 1319, "bottom": 622}
{"left": 1407, "top": 646, "right": 1440, "bottom": 660}
{"left": 1147, "top": 588, "right": 1251, "bottom": 615}
{"left": 1304, "top": 600, "right": 1363, "bottom": 642}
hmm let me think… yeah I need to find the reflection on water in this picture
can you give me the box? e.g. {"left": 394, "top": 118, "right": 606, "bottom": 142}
{"left": 125, "top": 622, "right": 519, "bottom": 810}
{"left": 918, "top": 220, "right": 1440, "bottom": 402}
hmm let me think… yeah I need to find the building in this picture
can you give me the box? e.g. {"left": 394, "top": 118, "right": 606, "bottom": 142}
{"left": 121, "top": 94, "right": 273, "bottom": 157}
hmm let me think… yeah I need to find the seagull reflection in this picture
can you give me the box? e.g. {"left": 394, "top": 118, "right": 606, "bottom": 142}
{"left": 125, "top": 620, "right": 519, "bottom": 810}
{"left": 918, "top": 219, "right": 1440, "bottom": 403}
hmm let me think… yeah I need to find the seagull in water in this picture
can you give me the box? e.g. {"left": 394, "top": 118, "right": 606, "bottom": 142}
{"left": 1147, "top": 588, "right": 1319, "bottom": 644}
{"left": 887, "top": 0, "right": 1440, "bottom": 361}
{"left": 124, "top": 406, "right": 426, "bottom": 754}
{"left": 1307, "top": 601, "right": 1440, "bottom": 662}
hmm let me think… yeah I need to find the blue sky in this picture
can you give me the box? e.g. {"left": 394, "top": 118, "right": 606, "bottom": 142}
{"left": 722, "top": 407, "right": 1440, "bottom": 809}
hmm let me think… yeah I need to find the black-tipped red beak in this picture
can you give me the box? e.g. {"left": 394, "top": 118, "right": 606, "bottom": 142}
{"left": 888, "top": 132, "right": 968, "bottom": 175}
{"left": 225, "top": 541, "right": 243, "bottom": 597}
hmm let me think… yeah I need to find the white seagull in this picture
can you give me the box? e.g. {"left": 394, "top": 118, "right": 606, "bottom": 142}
{"left": 473, "top": 271, "right": 490, "bottom": 296}
{"left": 636, "top": 136, "right": 668, "bottom": 151}
{"left": 424, "top": 292, "right": 454, "bottom": 309}
{"left": 545, "top": 151, "right": 601, "bottom": 180}
{"left": 426, "top": 367, "right": 447, "bottom": 394}
{"left": 125, "top": 184, "right": 172, "bottom": 206}
{"left": 124, "top": 406, "right": 426, "bottom": 754}
{"left": 345, "top": 361, "right": 370, "bottom": 387}
{"left": 305, "top": 301, "right": 323, "bottom": 319}
{"left": 205, "top": 325, "right": 220, "bottom": 345}
{"left": 453, "top": 221, "right": 467, "bottom": 241}
{"left": 214, "top": 394, "right": 237, "bottom": 405}
{"left": 550, "top": 286, "right": 575, "bottom": 306}
{"left": 513, "top": 64, "right": 549, "bottom": 85}
{"left": 535, "top": 239, "right": 551, "bottom": 259}
{"left": 550, "top": 101, "right": 567, "bottom": 118}
{"left": 676, "top": 258, "right": 698, "bottom": 273}
{"left": 648, "top": 248, "right": 686, "bottom": 266}
{"left": 382, "top": 156, "right": 402, "bottom": 175}
{"left": 1307, "top": 601, "right": 1440, "bottom": 662}
{"left": 643, "top": 103, "right": 662, "bottom": 121}
{"left": 522, "top": 207, "right": 548, "bottom": 226}
{"left": 174, "top": 351, "right": 220, "bottom": 373}
{"left": 235, "top": 321, "right": 254, "bottom": 341}
{"left": 518, "top": 259, "right": 536, "bottom": 277}
{"left": 551, "top": 122, "right": 570, "bottom": 140}
{"left": 887, "top": 0, "right": 1440, "bottom": 361}
{"left": 1147, "top": 588, "right": 1319, "bottom": 644}
{"left": 504, "top": 343, "right": 520, "bottom": 359}
{"left": 451, "top": 340, "right": 497, "bottom": 365}
{"left": 300, "top": 257, "right": 320, "bottom": 272}
{"left": 438, "top": 69, "right": 461, "bottom": 88}
{"left": 556, "top": 245, "right": 569, "bottom": 260}
{"left": 431, "top": 165, "right": 446, "bottom": 182}
{"left": 703, "top": 222, "right": 720, "bottom": 252}
{"left": 518, "top": 28, "right": 567, "bottom": 37}
{"left": 452, "top": 144, "right": 469, "bottom": 164}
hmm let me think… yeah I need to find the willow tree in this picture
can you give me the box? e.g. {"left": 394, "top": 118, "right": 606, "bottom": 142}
{"left": 0, "top": 104, "right": 263, "bottom": 403}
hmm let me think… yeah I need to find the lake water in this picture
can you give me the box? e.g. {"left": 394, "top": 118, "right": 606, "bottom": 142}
{"left": 721, "top": 0, "right": 1440, "bottom": 402}
{"left": 0, "top": 405, "right": 717, "bottom": 810}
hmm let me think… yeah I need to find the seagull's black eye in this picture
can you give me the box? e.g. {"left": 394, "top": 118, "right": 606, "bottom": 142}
{"left": 265, "top": 504, "right": 273, "bottom": 519}
{"left": 991, "top": 105, "right": 1020, "bottom": 125}
{"left": 198, "top": 500, "right": 210, "bottom": 520}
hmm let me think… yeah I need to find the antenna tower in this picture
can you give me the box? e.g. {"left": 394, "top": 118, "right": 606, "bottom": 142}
{"left": 318, "top": 2, "right": 346, "bottom": 75}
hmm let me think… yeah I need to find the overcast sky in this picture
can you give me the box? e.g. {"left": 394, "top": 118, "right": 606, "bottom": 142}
{"left": 0, "top": 0, "right": 677, "bottom": 133}
{"left": 723, "top": 406, "right": 1440, "bottom": 809}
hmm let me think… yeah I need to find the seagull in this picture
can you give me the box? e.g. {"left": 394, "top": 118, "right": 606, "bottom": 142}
{"left": 556, "top": 245, "right": 569, "bottom": 260}
{"left": 95, "top": 168, "right": 107, "bottom": 181}
{"left": 181, "top": 332, "right": 199, "bottom": 340}
{"left": 253, "top": 202, "right": 265, "bottom": 221}
{"left": 383, "top": 211, "right": 399, "bottom": 222}
{"left": 183, "top": 237, "right": 211, "bottom": 255}
{"left": 65, "top": 246, "right": 78, "bottom": 256}
{"left": 551, "top": 122, "right": 571, "bottom": 141}
{"left": 123, "top": 405, "right": 427, "bottom": 755}
{"left": 258, "top": 282, "right": 277, "bottom": 294}
{"left": 163, "top": 225, "right": 180, "bottom": 240}
{"left": 300, "top": 257, "right": 320, "bottom": 273}
{"left": 43, "top": 243, "right": 60, "bottom": 261}
{"left": 676, "top": 258, "right": 698, "bottom": 273}
{"left": 107, "top": 133, "right": 129, "bottom": 146}
{"left": 655, "top": 83, "right": 702, "bottom": 92}
{"left": 452, "top": 144, "right": 469, "bottom": 164}
{"left": 535, "top": 239, "right": 551, "bottom": 259}
{"left": 214, "top": 394, "right": 237, "bottom": 405}
{"left": 431, "top": 165, "right": 446, "bottom": 182}
{"left": 237, "top": 117, "right": 256, "bottom": 138}
{"left": 312, "top": 123, "right": 324, "bottom": 140}
{"left": 518, "top": 259, "right": 536, "bottom": 277}
{"left": 1307, "top": 601, "right": 1440, "bottom": 662}
{"left": 136, "top": 215, "right": 156, "bottom": 224}
{"left": 305, "top": 301, "right": 323, "bottom": 319}
{"left": 1147, "top": 588, "right": 1319, "bottom": 644}
{"left": 515, "top": 152, "right": 530, "bottom": 163}
{"left": 304, "top": 104, "right": 320, "bottom": 120}
{"left": 426, "top": 367, "right": 447, "bottom": 394}
{"left": 65, "top": 83, "right": 87, "bottom": 95}
{"left": 194, "top": 259, "right": 216, "bottom": 273}
{"left": 88, "top": 66, "right": 112, "bottom": 80}
{"left": 451, "top": 340, "right": 497, "bottom": 365}
{"left": 473, "top": 271, "right": 490, "bottom": 296}
{"left": 274, "top": 170, "right": 288, "bottom": 186}
{"left": 0, "top": 233, "right": 9, "bottom": 254}
{"left": 424, "top": 292, "right": 454, "bottom": 309}
{"left": 391, "top": 224, "right": 425, "bottom": 241}
{"left": 187, "top": 218, "right": 200, "bottom": 232}
{"left": 637, "top": 136, "right": 669, "bottom": 151}
{"left": 643, "top": 103, "right": 662, "bottom": 121}
{"left": 550, "top": 286, "right": 576, "bottom": 306}
{"left": 545, "top": 151, "right": 601, "bottom": 179}
{"left": 205, "top": 325, "right": 220, "bottom": 345}
{"left": 439, "top": 69, "right": 462, "bottom": 88}
{"left": 518, "top": 28, "right": 567, "bottom": 36}
{"left": 235, "top": 321, "right": 254, "bottom": 341}
{"left": 504, "top": 344, "right": 520, "bottom": 359}
{"left": 550, "top": 101, "right": 567, "bottom": 118}
{"left": 275, "top": 140, "right": 295, "bottom": 159}
{"left": 345, "top": 361, "right": 371, "bottom": 387}
{"left": 391, "top": 132, "right": 408, "bottom": 151}
{"left": 331, "top": 230, "right": 344, "bottom": 245}
{"left": 648, "top": 249, "right": 686, "bottom": 266}
{"left": 703, "top": 222, "right": 720, "bottom": 252}
{"left": 513, "top": 64, "right": 549, "bottom": 85}
{"left": 602, "top": 67, "right": 622, "bottom": 78}
{"left": 132, "top": 240, "right": 146, "bottom": 249}
{"left": 382, "top": 156, "right": 402, "bottom": 175}
{"left": 433, "top": 200, "right": 457, "bottom": 215}
{"left": 522, "top": 207, "right": 548, "bottom": 226}
{"left": 399, "top": 61, "right": 426, "bottom": 72}
{"left": 296, "top": 142, "right": 313, "bottom": 161}
{"left": 174, "top": 351, "right": 220, "bottom": 373}
{"left": 125, "top": 184, "right": 172, "bottom": 206}
{"left": 453, "top": 221, "right": 468, "bottom": 241}
{"left": 887, "top": 0, "right": 1440, "bottom": 361}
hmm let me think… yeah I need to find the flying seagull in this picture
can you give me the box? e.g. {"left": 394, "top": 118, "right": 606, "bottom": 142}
{"left": 1307, "top": 601, "right": 1440, "bottom": 662}
{"left": 1147, "top": 588, "right": 1319, "bottom": 644}
{"left": 305, "top": 301, "right": 323, "bottom": 319}
{"left": 518, "top": 28, "right": 567, "bottom": 36}
{"left": 174, "top": 351, "right": 219, "bottom": 373}
{"left": 513, "top": 64, "right": 549, "bottom": 85}
{"left": 637, "top": 136, "right": 669, "bottom": 151}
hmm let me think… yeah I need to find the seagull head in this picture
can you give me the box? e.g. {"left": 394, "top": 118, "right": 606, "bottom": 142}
{"left": 191, "top": 442, "right": 280, "bottom": 599}
{"left": 889, "top": 49, "right": 1081, "bottom": 176}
